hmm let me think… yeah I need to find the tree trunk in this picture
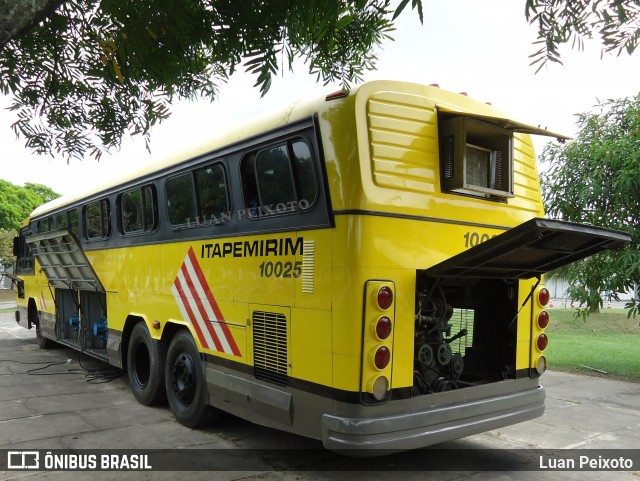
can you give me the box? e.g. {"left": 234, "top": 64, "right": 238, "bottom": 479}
{"left": 0, "top": 0, "right": 66, "bottom": 50}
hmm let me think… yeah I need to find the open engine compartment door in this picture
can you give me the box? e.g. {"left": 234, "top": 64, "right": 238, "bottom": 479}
{"left": 410, "top": 218, "right": 631, "bottom": 393}
{"left": 422, "top": 218, "right": 631, "bottom": 280}
{"left": 26, "top": 229, "right": 104, "bottom": 292}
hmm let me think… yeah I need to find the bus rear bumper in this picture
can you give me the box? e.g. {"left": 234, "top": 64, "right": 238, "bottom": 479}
{"left": 321, "top": 384, "right": 545, "bottom": 454}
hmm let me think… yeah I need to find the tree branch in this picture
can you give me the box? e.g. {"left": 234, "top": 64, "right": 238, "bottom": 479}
{"left": 0, "top": 0, "right": 67, "bottom": 50}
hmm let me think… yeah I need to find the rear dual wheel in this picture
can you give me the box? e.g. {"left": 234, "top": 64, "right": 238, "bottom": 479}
{"left": 127, "top": 322, "right": 166, "bottom": 405}
{"left": 165, "top": 330, "right": 219, "bottom": 428}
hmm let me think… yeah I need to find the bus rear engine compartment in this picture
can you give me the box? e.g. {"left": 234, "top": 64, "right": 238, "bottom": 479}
{"left": 413, "top": 275, "right": 519, "bottom": 394}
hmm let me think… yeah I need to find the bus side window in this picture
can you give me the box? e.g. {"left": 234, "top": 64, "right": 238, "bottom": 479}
{"left": 195, "top": 163, "right": 229, "bottom": 221}
{"left": 167, "top": 173, "right": 196, "bottom": 225}
{"left": 69, "top": 209, "right": 79, "bottom": 237}
{"left": 255, "top": 144, "right": 296, "bottom": 206}
{"left": 291, "top": 140, "right": 317, "bottom": 205}
{"left": 86, "top": 199, "right": 111, "bottom": 239}
{"left": 241, "top": 154, "right": 259, "bottom": 209}
{"left": 122, "top": 190, "right": 144, "bottom": 233}
{"left": 241, "top": 139, "right": 317, "bottom": 214}
{"left": 55, "top": 212, "right": 67, "bottom": 231}
{"left": 143, "top": 185, "right": 156, "bottom": 231}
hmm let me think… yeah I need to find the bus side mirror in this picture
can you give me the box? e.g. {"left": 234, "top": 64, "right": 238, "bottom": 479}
{"left": 13, "top": 237, "right": 20, "bottom": 257}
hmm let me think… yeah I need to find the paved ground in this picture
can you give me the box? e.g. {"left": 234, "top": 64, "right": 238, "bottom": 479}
{"left": 0, "top": 310, "right": 638, "bottom": 481}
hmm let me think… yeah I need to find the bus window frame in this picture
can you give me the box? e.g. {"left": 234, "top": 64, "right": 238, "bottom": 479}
{"left": 165, "top": 160, "right": 231, "bottom": 228}
{"left": 119, "top": 184, "right": 159, "bottom": 236}
{"left": 240, "top": 135, "right": 319, "bottom": 219}
{"left": 84, "top": 198, "right": 112, "bottom": 241}
{"left": 193, "top": 161, "right": 232, "bottom": 226}
{"left": 165, "top": 171, "right": 197, "bottom": 227}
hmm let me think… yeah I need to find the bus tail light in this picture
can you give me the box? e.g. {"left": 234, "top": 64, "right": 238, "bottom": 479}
{"left": 373, "top": 346, "right": 390, "bottom": 370}
{"left": 537, "top": 310, "right": 549, "bottom": 329}
{"left": 538, "top": 288, "right": 550, "bottom": 307}
{"left": 374, "top": 316, "right": 392, "bottom": 340}
{"left": 530, "top": 286, "right": 550, "bottom": 378}
{"left": 362, "top": 281, "right": 395, "bottom": 403}
{"left": 536, "top": 333, "right": 548, "bottom": 351}
{"left": 377, "top": 286, "right": 393, "bottom": 310}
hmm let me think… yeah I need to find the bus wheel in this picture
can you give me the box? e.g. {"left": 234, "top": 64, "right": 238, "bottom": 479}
{"left": 35, "top": 322, "right": 54, "bottom": 349}
{"left": 165, "top": 330, "right": 218, "bottom": 428}
{"left": 127, "top": 322, "right": 166, "bottom": 406}
{"left": 30, "top": 300, "right": 53, "bottom": 349}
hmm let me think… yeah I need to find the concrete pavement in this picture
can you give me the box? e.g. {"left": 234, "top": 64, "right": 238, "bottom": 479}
{"left": 0, "top": 311, "right": 638, "bottom": 480}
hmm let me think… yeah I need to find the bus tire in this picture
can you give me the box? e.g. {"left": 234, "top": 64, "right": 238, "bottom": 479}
{"left": 165, "top": 330, "right": 218, "bottom": 428}
{"left": 30, "top": 300, "right": 53, "bottom": 349}
{"left": 35, "top": 322, "right": 54, "bottom": 349}
{"left": 127, "top": 322, "right": 166, "bottom": 406}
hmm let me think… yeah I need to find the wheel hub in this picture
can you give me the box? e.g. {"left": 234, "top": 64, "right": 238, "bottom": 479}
{"left": 172, "top": 353, "right": 196, "bottom": 405}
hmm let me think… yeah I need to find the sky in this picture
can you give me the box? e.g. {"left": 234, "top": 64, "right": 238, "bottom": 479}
{"left": 2, "top": 0, "right": 640, "bottom": 196}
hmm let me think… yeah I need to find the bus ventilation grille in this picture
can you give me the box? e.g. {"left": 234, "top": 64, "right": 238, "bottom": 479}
{"left": 253, "top": 311, "right": 289, "bottom": 386}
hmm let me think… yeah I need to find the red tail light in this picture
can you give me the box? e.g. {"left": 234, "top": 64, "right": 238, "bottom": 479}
{"left": 538, "top": 288, "right": 550, "bottom": 307}
{"left": 537, "top": 333, "right": 548, "bottom": 351}
{"left": 375, "top": 316, "right": 392, "bottom": 340}
{"left": 377, "top": 287, "right": 393, "bottom": 310}
{"left": 374, "top": 346, "right": 390, "bottom": 369}
{"left": 538, "top": 311, "right": 550, "bottom": 329}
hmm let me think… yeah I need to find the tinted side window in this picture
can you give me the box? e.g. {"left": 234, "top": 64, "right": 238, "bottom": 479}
{"left": 37, "top": 218, "right": 49, "bottom": 233}
{"left": 55, "top": 212, "right": 67, "bottom": 230}
{"left": 241, "top": 139, "right": 317, "bottom": 214}
{"left": 143, "top": 186, "right": 155, "bottom": 231}
{"left": 291, "top": 141, "right": 317, "bottom": 205}
{"left": 121, "top": 185, "right": 157, "bottom": 233}
{"left": 166, "top": 173, "right": 196, "bottom": 225}
{"left": 69, "top": 209, "right": 79, "bottom": 237}
{"left": 195, "top": 164, "right": 229, "bottom": 220}
{"left": 255, "top": 145, "right": 296, "bottom": 206}
{"left": 86, "top": 199, "right": 110, "bottom": 239}
{"left": 122, "top": 190, "right": 143, "bottom": 232}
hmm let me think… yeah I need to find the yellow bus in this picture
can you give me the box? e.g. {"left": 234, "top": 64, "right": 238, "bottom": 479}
{"left": 13, "top": 80, "right": 629, "bottom": 453}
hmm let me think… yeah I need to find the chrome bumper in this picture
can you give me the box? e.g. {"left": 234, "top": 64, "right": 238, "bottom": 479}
{"left": 322, "top": 384, "right": 545, "bottom": 454}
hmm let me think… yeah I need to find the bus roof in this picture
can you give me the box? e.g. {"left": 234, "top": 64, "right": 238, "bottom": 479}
{"left": 29, "top": 91, "right": 322, "bottom": 219}
{"left": 29, "top": 80, "right": 563, "bottom": 219}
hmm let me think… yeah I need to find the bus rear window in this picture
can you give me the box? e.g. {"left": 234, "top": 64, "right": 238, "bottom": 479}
{"left": 439, "top": 115, "right": 514, "bottom": 200}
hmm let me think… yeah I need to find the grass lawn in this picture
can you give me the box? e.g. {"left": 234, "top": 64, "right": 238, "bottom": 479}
{"left": 546, "top": 308, "right": 640, "bottom": 381}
